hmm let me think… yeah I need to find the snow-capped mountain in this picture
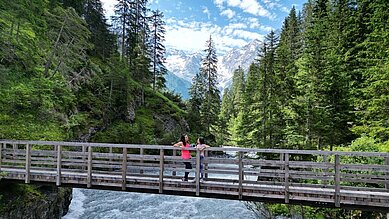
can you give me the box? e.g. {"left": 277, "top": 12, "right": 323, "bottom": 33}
{"left": 165, "top": 39, "right": 260, "bottom": 98}
{"left": 165, "top": 49, "right": 202, "bottom": 82}
{"left": 217, "top": 39, "right": 260, "bottom": 89}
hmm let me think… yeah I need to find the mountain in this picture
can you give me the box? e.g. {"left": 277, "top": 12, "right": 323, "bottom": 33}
{"left": 217, "top": 39, "right": 260, "bottom": 89}
{"left": 164, "top": 39, "right": 260, "bottom": 99}
{"left": 165, "top": 49, "right": 202, "bottom": 82}
{"left": 165, "top": 71, "right": 192, "bottom": 99}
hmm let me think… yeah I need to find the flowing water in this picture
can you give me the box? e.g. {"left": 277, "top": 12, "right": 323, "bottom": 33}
{"left": 62, "top": 149, "right": 260, "bottom": 219}
{"left": 62, "top": 188, "right": 258, "bottom": 219}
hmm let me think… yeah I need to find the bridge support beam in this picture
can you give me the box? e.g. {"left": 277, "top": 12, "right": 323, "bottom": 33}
{"left": 25, "top": 144, "right": 31, "bottom": 184}
{"left": 122, "top": 148, "right": 127, "bottom": 191}
{"left": 386, "top": 157, "right": 389, "bottom": 190}
{"left": 159, "top": 149, "right": 164, "bottom": 194}
{"left": 87, "top": 146, "right": 93, "bottom": 188}
{"left": 56, "top": 145, "right": 62, "bottom": 186}
{"left": 238, "top": 151, "right": 243, "bottom": 200}
{"left": 335, "top": 155, "right": 340, "bottom": 207}
{"left": 172, "top": 149, "right": 176, "bottom": 176}
{"left": 0, "top": 143, "right": 2, "bottom": 172}
{"left": 205, "top": 150, "right": 209, "bottom": 179}
{"left": 140, "top": 148, "right": 144, "bottom": 174}
{"left": 196, "top": 149, "right": 200, "bottom": 196}
{"left": 284, "top": 153, "right": 290, "bottom": 204}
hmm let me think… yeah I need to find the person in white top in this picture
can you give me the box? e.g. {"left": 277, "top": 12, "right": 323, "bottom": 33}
{"left": 194, "top": 137, "right": 210, "bottom": 182}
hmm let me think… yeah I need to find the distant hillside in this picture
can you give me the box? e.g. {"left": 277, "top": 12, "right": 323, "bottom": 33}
{"left": 165, "top": 71, "right": 192, "bottom": 99}
{"left": 164, "top": 40, "right": 260, "bottom": 98}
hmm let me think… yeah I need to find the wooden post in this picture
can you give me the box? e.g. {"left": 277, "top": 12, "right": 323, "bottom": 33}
{"left": 280, "top": 153, "right": 284, "bottom": 182}
{"left": 172, "top": 149, "right": 177, "bottom": 176}
{"left": 0, "top": 143, "right": 2, "bottom": 172}
{"left": 284, "top": 153, "right": 290, "bottom": 204}
{"left": 205, "top": 150, "right": 209, "bottom": 179}
{"left": 56, "top": 145, "right": 62, "bottom": 186}
{"left": 109, "top": 146, "right": 113, "bottom": 171}
{"left": 323, "top": 155, "right": 328, "bottom": 186}
{"left": 82, "top": 145, "right": 86, "bottom": 171}
{"left": 122, "top": 147, "right": 127, "bottom": 191}
{"left": 87, "top": 146, "right": 93, "bottom": 188}
{"left": 13, "top": 144, "right": 17, "bottom": 165}
{"left": 334, "top": 154, "right": 340, "bottom": 207}
{"left": 385, "top": 157, "right": 389, "bottom": 190}
{"left": 196, "top": 149, "right": 201, "bottom": 196}
{"left": 238, "top": 151, "right": 243, "bottom": 200}
{"left": 25, "top": 144, "right": 31, "bottom": 183}
{"left": 140, "top": 148, "right": 144, "bottom": 174}
{"left": 159, "top": 149, "right": 164, "bottom": 193}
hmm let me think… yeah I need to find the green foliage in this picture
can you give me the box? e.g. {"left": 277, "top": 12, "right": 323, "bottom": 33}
{"left": 0, "top": 183, "right": 43, "bottom": 213}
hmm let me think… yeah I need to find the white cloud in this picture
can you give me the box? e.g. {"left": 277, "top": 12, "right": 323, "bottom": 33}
{"left": 232, "top": 29, "right": 263, "bottom": 41}
{"left": 202, "top": 6, "right": 211, "bottom": 19}
{"left": 165, "top": 18, "right": 257, "bottom": 54}
{"left": 220, "top": 9, "right": 236, "bottom": 19}
{"left": 215, "top": 0, "right": 271, "bottom": 18}
{"left": 245, "top": 17, "right": 274, "bottom": 32}
{"left": 100, "top": 0, "right": 117, "bottom": 19}
{"left": 214, "top": 0, "right": 224, "bottom": 6}
{"left": 263, "top": 0, "right": 291, "bottom": 14}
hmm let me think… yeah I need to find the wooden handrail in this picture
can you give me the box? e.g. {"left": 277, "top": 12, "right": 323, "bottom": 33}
{"left": 1, "top": 140, "right": 389, "bottom": 157}
{"left": 0, "top": 139, "right": 388, "bottom": 210}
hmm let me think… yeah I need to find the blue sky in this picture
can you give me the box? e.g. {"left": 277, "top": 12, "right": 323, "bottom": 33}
{"left": 101, "top": 0, "right": 306, "bottom": 55}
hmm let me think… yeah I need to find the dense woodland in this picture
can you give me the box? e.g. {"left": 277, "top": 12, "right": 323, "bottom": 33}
{"left": 0, "top": 0, "right": 388, "bottom": 218}
{"left": 189, "top": 0, "right": 389, "bottom": 155}
{"left": 0, "top": 0, "right": 188, "bottom": 144}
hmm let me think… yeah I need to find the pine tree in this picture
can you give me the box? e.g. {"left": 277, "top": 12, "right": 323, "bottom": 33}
{"left": 353, "top": 0, "right": 389, "bottom": 141}
{"left": 150, "top": 10, "right": 167, "bottom": 91}
{"left": 227, "top": 66, "right": 245, "bottom": 145}
{"left": 188, "top": 72, "right": 206, "bottom": 135}
{"left": 199, "top": 35, "right": 220, "bottom": 139}
{"left": 44, "top": 6, "right": 92, "bottom": 88}
{"left": 83, "top": 0, "right": 117, "bottom": 59}
{"left": 275, "top": 6, "right": 304, "bottom": 149}
{"left": 112, "top": 0, "right": 130, "bottom": 61}
{"left": 217, "top": 88, "right": 232, "bottom": 145}
{"left": 237, "top": 63, "right": 260, "bottom": 148}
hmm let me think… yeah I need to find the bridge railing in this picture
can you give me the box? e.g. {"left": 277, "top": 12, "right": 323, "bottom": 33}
{"left": 0, "top": 140, "right": 388, "bottom": 209}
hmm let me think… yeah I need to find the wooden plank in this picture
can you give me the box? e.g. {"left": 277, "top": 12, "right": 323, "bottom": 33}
{"left": 159, "top": 149, "right": 164, "bottom": 194}
{"left": 87, "top": 146, "right": 93, "bottom": 188}
{"left": 238, "top": 151, "right": 243, "bottom": 200}
{"left": 196, "top": 149, "right": 200, "bottom": 196}
{"left": 25, "top": 144, "right": 31, "bottom": 183}
{"left": 122, "top": 148, "right": 127, "bottom": 191}
{"left": 386, "top": 157, "right": 389, "bottom": 190}
{"left": 284, "top": 153, "right": 289, "bottom": 204}
{"left": 56, "top": 145, "right": 62, "bottom": 186}
{"left": 335, "top": 154, "right": 340, "bottom": 207}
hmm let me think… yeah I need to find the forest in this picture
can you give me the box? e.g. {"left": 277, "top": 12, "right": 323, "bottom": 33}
{"left": 190, "top": 0, "right": 389, "bottom": 155}
{"left": 0, "top": 0, "right": 388, "bottom": 218}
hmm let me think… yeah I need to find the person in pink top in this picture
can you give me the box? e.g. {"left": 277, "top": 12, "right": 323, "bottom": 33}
{"left": 173, "top": 134, "right": 192, "bottom": 181}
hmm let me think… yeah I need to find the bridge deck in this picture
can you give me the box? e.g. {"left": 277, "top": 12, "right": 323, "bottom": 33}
{"left": 0, "top": 140, "right": 389, "bottom": 211}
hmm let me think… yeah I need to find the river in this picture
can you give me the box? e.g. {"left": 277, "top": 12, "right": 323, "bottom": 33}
{"left": 62, "top": 148, "right": 260, "bottom": 219}
{"left": 62, "top": 188, "right": 258, "bottom": 219}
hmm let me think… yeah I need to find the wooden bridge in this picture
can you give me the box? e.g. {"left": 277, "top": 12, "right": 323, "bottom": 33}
{"left": 0, "top": 140, "right": 389, "bottom": 212}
